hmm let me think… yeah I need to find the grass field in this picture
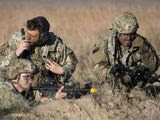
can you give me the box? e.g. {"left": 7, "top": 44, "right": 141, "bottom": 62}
{"left": 0, "top": 0, "right": 160, "bottom": 79}
{"left": 0, "top": 1, "right": 160, "bottom": 119}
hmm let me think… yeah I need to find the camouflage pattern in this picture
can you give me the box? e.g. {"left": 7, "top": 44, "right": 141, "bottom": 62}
{"left": 0, "top": 32, "right": 78, "bottom": 86}
{"left": 8, "top": 59, "right": 37, "bottom": 80}
{"left": 0, "top": 67, "right": 7, "bottom": 81}
{"left": 0, "top": 59, "right": 38, "bottom": 113}
{"left": 92, "top": 29, "right": 160, "bottom": 83}
{"left": 112, "top": 12, "right": 139, "bottom": 34}
{"left": 0, "top": 81, "right": 30, "bottom": 114}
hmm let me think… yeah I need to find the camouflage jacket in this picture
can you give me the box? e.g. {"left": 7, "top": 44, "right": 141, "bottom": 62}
{"left": 0, "top": 32, "right": 78, "bottom": 86}
{"left": 92, "top": 29, "right": 159, "bottom": 81}
{"left": 0, "top": 81, "right": 30, "bottom": 113}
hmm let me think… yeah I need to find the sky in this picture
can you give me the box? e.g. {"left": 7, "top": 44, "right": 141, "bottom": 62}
{"left": 0, "top": 0, "right": 160, "bottom": 8}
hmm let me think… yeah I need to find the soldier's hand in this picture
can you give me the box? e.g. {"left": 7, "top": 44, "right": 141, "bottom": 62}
{"left": 35, "top": 91, "right": 52, "bottom": 103}
{"left": 55, "top": 86, "right": 67, "bottom": 100}
{"left": 44, "top": 59, "right": 65, "bottom": 75}
{"left": 16, "top": 40, "right": 31, "bottom": 57}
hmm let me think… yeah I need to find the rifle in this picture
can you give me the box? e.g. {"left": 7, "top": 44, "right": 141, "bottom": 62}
{"left": 32, "top": 82, "right": 97, "bottom": 99}
{"left": 110, "top": 64, "right": 160, "bottom": 88}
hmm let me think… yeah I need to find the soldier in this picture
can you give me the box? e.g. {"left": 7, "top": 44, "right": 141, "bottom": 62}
{"left": 0, "top": 16, "right": 78, "bottom": 87}
{"left": 0, "top": 59, "right": 36, "bottom": 114}
{"left": 92, "top": 12, "right": 159, "bottom": 91}
{"left": 0, "top": 59, "right": 68, "bottom": 113}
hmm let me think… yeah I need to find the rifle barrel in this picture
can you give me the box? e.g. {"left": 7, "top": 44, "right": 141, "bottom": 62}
{"left": 32, "top": 87, "right": 97, "bottom": 93}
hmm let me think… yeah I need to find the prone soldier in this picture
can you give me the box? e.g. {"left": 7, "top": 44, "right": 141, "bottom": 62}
{"left": 0, "top": 59, "right": 67, "bottom": 115}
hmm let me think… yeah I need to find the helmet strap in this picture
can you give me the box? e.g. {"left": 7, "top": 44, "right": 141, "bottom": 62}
{"left": 114, "top": 33, "right": 122, "bottom": 65}
{"left": 11, "top": 74, "right": 28, "bottom": 92}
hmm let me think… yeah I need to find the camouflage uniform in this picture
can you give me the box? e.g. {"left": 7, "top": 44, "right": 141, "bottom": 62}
{"left": 92, "top": 12, "right": 159, "bottom": 87}
{"left": 0, "top": 81, "right": 30, "bottom": 114}
{"left": 0, "top": 59, "right": 37, "bottom": 114}
{"left": 0, "top": 32, "right": 78, "bottom": 86}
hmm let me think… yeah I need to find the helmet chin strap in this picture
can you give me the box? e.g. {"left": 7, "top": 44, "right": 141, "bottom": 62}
{"left": 11, "top": 74, "right": 28, "bottom": 92}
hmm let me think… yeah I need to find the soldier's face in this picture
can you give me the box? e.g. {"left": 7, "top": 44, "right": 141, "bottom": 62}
{"left": 118, "top": 33, "right": 133, "bottom": 47}
{"left": 19, "top": 73, "right": 33, "bottom": 89}
{"left": 27, "top": 29, "right": 40, "bottom": 45}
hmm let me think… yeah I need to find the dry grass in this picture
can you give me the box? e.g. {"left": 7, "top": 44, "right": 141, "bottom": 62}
{"left": 0, "top": 1, "right": 160, "bottom": 119}
{"left": 0, "top": 1, "right": 160, "bottom": 80}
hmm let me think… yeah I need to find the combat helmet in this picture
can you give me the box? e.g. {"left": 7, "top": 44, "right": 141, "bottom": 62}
{"left": 112, "top": 12, "right": 139, "bottom": 34}
{"left": 8, "top": 59, "right": 37, "bottom": 80}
